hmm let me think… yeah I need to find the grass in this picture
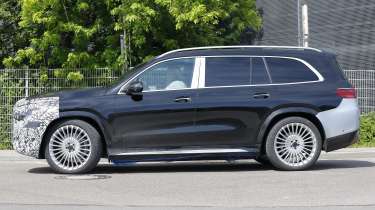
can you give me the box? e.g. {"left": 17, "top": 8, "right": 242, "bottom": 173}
{"left": 0, "top": 142, "right": 12, "bottom": 150}
{"left": 355, "top": 112, "right": 375, "bottom": 148}
{"left": 352, "top": 142, "right": 375, "bottom": 148}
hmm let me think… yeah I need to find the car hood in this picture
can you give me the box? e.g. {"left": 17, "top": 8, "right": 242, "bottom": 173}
{"left": 33, "top": 87, "right": 109, "bottom": 100}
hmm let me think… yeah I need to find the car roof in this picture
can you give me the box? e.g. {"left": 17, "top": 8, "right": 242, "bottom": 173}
{"left": 157, "top": 46, "right": 328, "bottom": 60}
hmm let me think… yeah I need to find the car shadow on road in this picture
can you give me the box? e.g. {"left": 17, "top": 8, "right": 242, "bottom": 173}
{"left": 312, "top": 159, "right": 375, "bottom": 170}
{"left": 28, "top": 159, "right": 375, "bottom": 174}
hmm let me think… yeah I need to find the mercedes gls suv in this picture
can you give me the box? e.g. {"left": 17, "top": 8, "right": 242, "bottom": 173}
{"left": 12, "top": 46, "right": 360, "bottom": 174}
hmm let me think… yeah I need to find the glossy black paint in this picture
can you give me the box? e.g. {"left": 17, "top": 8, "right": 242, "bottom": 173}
{"left": 194, "top": 86, "right": 263, "bottom": 148}
{"left": 50, "top": 47, "right": 350, "bottom": 162}
{"left": 111, "top": 89, "right": 198, "bottom": 154}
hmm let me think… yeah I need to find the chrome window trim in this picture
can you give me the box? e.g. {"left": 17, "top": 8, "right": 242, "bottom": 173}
{"left": 196, "top": 80, "right": 324, "bottom": 89}
{"left": 118, "top": 55, "right": 325, "bottom": 94}
{"left": 198, "top": 57, "right": 206, "bottom": 88}
{"left": 157, "top": 45, "right": 322, "bottom": 58}
{"left": 191, "top": 57, "right": 201, "bottom": 89}
{"left": 118, "top": 56, "right": 200, "bottom": 94}
{"left": 114, "top": 148, "right": 250, "bottom": 156}
{"left": 200, "top": 55, "right": 324, "bottom": 88}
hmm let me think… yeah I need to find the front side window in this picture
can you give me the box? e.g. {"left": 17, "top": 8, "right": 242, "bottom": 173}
{"left": 135, "top": 58, "right": 195, "bottom": 91}
{"left": 265, "top": 57, "right": 319, "bottom": 83}
{"left": 205, "top": 57, "right": 251, "bottom": 87}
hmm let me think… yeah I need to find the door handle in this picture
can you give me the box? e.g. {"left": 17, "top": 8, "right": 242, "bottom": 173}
{"left": 174, "top": 97, "right": 192, "bottom": 103}
{"left": 253, "top": 93, "right": 270, "bottom": 99}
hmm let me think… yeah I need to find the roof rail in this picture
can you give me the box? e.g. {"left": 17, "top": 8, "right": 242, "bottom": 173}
{"left": 157, "top": 45, "right": 322, "bottom": 58}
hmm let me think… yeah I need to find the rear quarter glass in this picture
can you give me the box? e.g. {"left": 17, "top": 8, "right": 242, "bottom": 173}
{"left": 327, "top": 55, "right": 348, "bottom": 81}
{"left": 304, "top": 54, "right": 351, "bottom": 87}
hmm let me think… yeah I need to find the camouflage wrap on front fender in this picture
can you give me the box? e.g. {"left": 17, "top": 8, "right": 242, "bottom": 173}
{"left": 12, "top": 97, "right": 59, "bottom": 158}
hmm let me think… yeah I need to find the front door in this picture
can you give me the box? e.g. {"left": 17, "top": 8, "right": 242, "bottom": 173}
{"left": 110, "top": 57, "right": 200, "bottom": 154}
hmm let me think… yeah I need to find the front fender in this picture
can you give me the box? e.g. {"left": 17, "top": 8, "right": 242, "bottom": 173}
{"left": 55, "top": 111, "right": 112, "bottom": 146}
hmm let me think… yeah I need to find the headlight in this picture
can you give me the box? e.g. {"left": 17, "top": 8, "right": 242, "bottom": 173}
{"left": 13, "top": 112, "right": 26, "bottom": 121}
{"left": 13, "top": 104, "right": 33, "bottom": 122}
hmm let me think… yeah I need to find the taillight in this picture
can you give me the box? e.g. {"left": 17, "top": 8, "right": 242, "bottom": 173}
{"left": 336, "top": 88, "right": 357, "bottom": 98}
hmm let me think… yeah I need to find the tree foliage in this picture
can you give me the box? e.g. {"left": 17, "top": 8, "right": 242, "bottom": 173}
{"left": 0, "top": 0, "right": 28, "bottom": 67}
{"left": 2, "top": 0, "right": 261, "bottom": 68}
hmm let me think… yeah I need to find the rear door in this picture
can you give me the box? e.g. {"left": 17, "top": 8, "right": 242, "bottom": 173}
{"left": 194, "top": 56, "right": 264, "bottom": 148}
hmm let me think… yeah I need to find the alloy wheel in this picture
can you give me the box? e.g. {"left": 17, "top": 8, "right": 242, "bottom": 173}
{"left": 48, "top": 125, "right": 92, "bottom": 171}
{"left": 273, "top": 122, "right": 317, "bottom": 167}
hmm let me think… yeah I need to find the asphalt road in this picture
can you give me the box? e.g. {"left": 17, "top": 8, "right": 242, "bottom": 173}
{"left": 0, "top": 149, "right": 375, "bottom": 210}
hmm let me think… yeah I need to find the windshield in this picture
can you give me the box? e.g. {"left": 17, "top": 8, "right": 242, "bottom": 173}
{"left": 109, "top": 62, "right": 149, "bottom": 86}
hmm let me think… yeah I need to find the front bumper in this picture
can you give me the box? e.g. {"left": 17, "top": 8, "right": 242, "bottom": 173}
{"left": 325, "top": 130, "right": 359, "bottom": 152}
{"left": 12, "top": 97, "right": 59, "bottom": 158}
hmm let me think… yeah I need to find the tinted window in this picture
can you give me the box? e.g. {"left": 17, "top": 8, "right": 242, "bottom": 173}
{"left": 205, "top": 57, "right": 250, "bottom": 87}
{"left": 265, "top": 57, "right": 319, "bottom": 83}
{"left": 135, "top": 58, "right": 195, "bottom": 91}
{"left": 251, "top": 58, "right": 271, "bottom": 84}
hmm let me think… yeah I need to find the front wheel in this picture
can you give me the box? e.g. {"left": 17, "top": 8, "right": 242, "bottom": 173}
{"left": 45, "top": 120, "right": 102, "bottom": 174}
{"left": 265, "top": 117, "right": 322, "bottom": 171}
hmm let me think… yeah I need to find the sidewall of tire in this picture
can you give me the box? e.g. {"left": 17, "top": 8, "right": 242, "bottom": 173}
{"left": 265, "top": 117, "right": 322, "bottom": 171}
{"left": 45, "top": 120, "right": 102, "bottom": 174}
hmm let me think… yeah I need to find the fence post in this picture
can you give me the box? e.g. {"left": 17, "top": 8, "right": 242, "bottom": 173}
{"left": 25, "top": 67, "right": 29, "bottom": 98}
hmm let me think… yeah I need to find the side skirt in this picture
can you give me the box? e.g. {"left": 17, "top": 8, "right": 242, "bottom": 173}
{"left": 108, "top": 148, "right": 258, "bottom": 165}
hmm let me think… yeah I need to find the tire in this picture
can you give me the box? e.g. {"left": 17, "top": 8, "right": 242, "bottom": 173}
{"left": 255, "top": 155, "right": 271, "bottom": 165}
{"left": 265, "top": 117, "right": 322, "bottom": 171}
{"left": 45, "top": 120, "right": 102, "bottom": 174}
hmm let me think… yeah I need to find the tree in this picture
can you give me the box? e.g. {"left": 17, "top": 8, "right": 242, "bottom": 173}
{"left": 3, "top": 0, "right": 261, "bottom": 68}
{"left": 3, "top": 0, "right": 119, "bottom": 69}
{"left": 0, "top": 0, "right": 28, "bottom": 68}
{"left": 110, "top": 0, "right": 261, "bottom": 64}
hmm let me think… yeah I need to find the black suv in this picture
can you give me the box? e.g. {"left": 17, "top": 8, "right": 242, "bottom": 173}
{"left": 12, "top": 46, "right": 360, "bottom": 174}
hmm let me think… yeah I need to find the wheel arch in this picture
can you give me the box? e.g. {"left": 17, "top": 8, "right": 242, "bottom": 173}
{"left": 38, "top": 111, "right": 110, "bottom": 159}
{"left": 256, "top": 107, "right": 326, "bottom": 156}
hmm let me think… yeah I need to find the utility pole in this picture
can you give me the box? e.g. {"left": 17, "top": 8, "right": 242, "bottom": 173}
{"left": 301, "top": 1, "right": 309, "bottom": 47}
{"left": 120, "top": 31, "right": 128, "bottom": 72}
{"left": 120, "top": 34, "right": 124, "bottom": 58}
{"left": 124, "top": 30, "right": 128, "bottom": 71}
{"left": 297, "top": 0, "right": 301, "bottom": 46}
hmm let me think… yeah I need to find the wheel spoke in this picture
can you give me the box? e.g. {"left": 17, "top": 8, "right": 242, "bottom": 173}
{"left": 49, "top": 125, "right": 92, "bottom": 171}
{"left": 274, "top": 122, "right": 317, "bottom": 167}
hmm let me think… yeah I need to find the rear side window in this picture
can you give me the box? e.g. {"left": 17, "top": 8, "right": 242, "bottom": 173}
{"left": 251, "top": 57, "right": 271, "bottom": 84}
{"left": 205, "top": 57, "right": 250, "bottom": 87}
{"left": 265, "top": 57, "right": 319, "bottom": 83}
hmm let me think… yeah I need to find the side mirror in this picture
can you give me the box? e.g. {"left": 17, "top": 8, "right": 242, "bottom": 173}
{"left": 125, "top": 81, "right": 143, "bottom": 96}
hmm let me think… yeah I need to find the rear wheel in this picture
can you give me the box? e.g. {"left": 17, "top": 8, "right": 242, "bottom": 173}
{"left": 45, "top": 120, "right": 102, "bottom": 174}
{"left": 265, "top": 117, "right": 322, "bottom": 170}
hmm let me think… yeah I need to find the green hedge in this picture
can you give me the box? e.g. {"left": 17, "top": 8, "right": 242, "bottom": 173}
{"left": 353, "top": 112, "right": 375, "bottom": 147}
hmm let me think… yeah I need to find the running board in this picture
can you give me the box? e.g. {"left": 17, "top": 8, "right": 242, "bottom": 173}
{"left": 109, "top": 148, "right": 258, "bottom": 164}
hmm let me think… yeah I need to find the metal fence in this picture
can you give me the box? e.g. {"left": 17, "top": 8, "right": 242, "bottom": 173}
{"left": 0, "top": 68, "right": 374, "bottom": 148}
{"left": 0, "top": 68, "right": 122, "bottom": 148}
{"left": 345, "top": 70, "right": 375, "bottom": 113}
